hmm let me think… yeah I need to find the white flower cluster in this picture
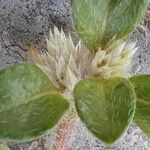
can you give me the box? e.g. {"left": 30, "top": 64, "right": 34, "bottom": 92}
{"left": 28, "top": 27, "right": 137, "bottom": 96}
{"left": 90, "top": 37, "right": 137, "bottom": 78}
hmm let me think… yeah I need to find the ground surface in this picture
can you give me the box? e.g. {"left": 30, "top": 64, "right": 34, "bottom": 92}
{"left": 0, "top": 0, "right": 150, "bottom": 150}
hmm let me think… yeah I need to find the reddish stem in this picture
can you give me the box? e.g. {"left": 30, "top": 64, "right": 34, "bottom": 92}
{"left": 52, "top": 111, "right": 76, "bottom": 150}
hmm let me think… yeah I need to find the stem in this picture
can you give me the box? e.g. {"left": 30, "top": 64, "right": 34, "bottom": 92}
{"left": 52, "top": 107, "right": 76, "bottom": 150}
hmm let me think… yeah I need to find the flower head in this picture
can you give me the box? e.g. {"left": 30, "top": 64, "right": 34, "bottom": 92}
{"left": 28, "top": 27, "right": 137, "bottom": 95}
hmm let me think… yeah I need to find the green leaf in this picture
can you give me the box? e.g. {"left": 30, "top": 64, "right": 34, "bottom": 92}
{"left": 0, "top": 63, "right": 69, "bottom": 141}
{"left": 130, "top": 75, "right": 150, "bottom": 137}
{"left": 74, "top": 77, "right": 136, "bottom": 144}
{"left": 71, "top": 0, "right": 149, "bottom": 52}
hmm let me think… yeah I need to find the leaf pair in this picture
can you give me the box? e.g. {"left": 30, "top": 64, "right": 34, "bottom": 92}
{"left": 0, "top": 63, "right": 69, "bottom": 141}
{"left": 71, "top": 0, "right": 149, "bottom": 52}
{"left": 0, "top": 63, "right": 149, "bottom": 144}
{"left": 2, "top": 63, "right": 134, "bottom": 144}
